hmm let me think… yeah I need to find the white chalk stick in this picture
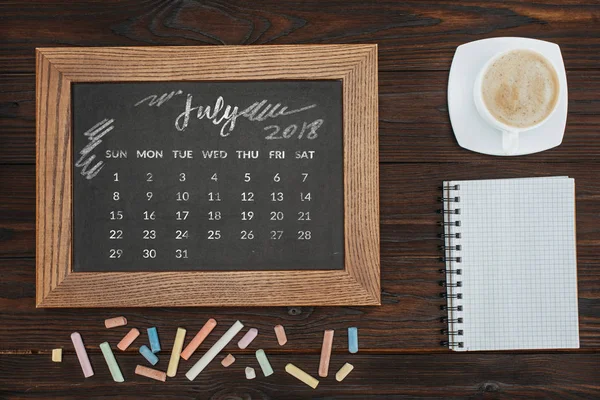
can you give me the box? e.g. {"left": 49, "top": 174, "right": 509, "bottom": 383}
{"left": 185, "top": 320, "right": 244, "bottom": 381}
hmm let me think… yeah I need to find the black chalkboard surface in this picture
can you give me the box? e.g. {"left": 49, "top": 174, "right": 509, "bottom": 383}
{"left": 72, "top": 81, "right": 344, "bottom": 272}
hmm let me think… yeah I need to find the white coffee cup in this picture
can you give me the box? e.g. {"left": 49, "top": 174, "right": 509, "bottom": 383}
{"left": 473, "top": 49, "right": 561, "bottom": 155}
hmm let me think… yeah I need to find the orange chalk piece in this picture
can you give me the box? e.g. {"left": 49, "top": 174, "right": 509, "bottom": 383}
{"left": 117, "top": 328, "right": 140, "bottom": 351}
{"left": 274, "top": 324, "right": 287, "bottom": 346}
{"left": 105, "top": 316, "right": 127, "bottom": 329}
{"left": 135, "top": 365, "right": 166, "bottom": 382}
{"left": 318, "top": 329, "right": 334, "bottom": 377}
{"left": 180, "top": 318, "right": 217, "bottom": 360}
{"left": 221, "top": 354, "right": 236, "bottom": 367}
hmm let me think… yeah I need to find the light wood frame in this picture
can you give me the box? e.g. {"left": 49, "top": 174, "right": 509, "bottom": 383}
{"left": 36, "top": 45, "right": 379, "bottom": 307}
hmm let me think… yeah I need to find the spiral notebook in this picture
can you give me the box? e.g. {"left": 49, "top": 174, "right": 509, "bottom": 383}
{"left": 440, "top": 176, "right": 579, "bottom": 351}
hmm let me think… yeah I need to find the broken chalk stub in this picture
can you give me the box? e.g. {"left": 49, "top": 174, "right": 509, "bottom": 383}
{"left": 51, "top": 348, "right": 62, "bottom": 362}
{"left": 147, "top": 327, "right": 161, "bottom": 353}
{"left": 335, "top": 362, "right": 354, "bottom": 382}
{"left": 348, "top": 327, "right": 359, "bottom": 354}
{"left": 274, "top": 324, "right": 287, "bottom": 346}
{"left": 105, "top": 316, "right": 127, "bottom": 329}
{"left": 221, "top": 354, "right": 236, "bottom": 367}
{"left": 139, "top": 345, "right": 159, "bottom": 366}
{"left": 255, "top": 349, "right": 274, "bottom": 377}
{"left": 117, "top": 328, "right": 140, "bottom": 351}
{"left": 237, "top": 328, "right": 258, "bottom": 349}
{"left": 135, "top": 365, "right": 166, "bottom": 382}
{"left": 245, "top": 366, "right": 256, "bottom": 380}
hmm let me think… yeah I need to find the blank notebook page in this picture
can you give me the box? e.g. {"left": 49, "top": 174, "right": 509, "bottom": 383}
{"left": 447, "top": 177, "right": 579, "bottom": 351}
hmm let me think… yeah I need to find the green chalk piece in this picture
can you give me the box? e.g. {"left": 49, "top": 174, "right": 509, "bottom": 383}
{"left": 256, "top": 349, "right": 274, "bottom": 377}
{"left": 99, "top": 342, "right": 125, "bottom": 382}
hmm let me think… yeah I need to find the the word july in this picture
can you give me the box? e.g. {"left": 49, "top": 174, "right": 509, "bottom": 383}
{"left": 173, "top": 95, "right": 317, "bottom": 137}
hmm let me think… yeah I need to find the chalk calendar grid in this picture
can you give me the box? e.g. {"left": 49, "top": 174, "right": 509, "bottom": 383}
{"left": 71, "top": 81, "right": 345, "bottom": 272}
{"left": 444, "top": 177, "right": 579, "bottom": 351}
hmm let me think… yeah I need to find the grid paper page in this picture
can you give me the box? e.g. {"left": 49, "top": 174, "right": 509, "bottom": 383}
{"left": 446, "top": 177, "right": 579, "bottom": 351}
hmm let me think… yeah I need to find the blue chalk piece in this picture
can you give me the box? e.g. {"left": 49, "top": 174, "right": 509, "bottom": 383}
{"left": 147, "top": 327, "right": 161, "bottom": 353}
{"left": 348, "top": 327, "right": 358, "bottom": 354}
{"left": 139, "top": 345, "right": 159, "bottom": 365}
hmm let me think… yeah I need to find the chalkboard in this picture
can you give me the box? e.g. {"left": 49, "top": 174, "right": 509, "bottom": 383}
{"left": 72, "top": 81, "right": 344, "bottom": 272}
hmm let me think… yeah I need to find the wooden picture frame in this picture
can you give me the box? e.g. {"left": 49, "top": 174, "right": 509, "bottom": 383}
{"left": 36, "top": 44, "right": 379, "bottom": 307}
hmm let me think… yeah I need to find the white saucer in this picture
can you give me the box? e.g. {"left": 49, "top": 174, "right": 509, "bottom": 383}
{"left": 448, "top": 37, "right": 568, "bottom": 156}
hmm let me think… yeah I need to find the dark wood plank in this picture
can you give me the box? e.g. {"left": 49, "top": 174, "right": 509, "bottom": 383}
{"left": 1, "top": 353, "right": 599, "bottom": 399}
{"left": 2, "top": 251, "right": 598, "bottom": 352}
{"left": 2, "top": 70, "right": 600, "bottom": 164}
{"left": 1, "top": 1, "right": 600, "bottom": 73}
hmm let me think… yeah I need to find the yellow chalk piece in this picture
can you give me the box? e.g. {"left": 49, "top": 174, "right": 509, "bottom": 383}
{"left": 335, "top": 362, "right": 354, "bottom": 382}
{"left": 285, "top": 363, "right": 319, "bottom": 389}
{"left": 167, "top": 328, "right": 186, "bottom": 377}
{"left": 52, "top": 348, "right": 62, "bottom": 362}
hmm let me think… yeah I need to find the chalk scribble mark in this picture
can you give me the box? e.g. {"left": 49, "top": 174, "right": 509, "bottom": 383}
{"left": 75, "top": 118, "right": 114, "bottom": 180}
{"left": 134, "top": 90, "right": 183, "bottom": 107}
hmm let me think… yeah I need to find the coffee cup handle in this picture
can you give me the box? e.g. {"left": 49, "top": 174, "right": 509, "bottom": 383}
{"left": 502, "top": 130, "right": 519, "bottom": 155}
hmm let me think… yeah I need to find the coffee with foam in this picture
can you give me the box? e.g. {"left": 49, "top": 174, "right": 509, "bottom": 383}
{"left": 481, "top": 49, "right": 559, "bottom": 129}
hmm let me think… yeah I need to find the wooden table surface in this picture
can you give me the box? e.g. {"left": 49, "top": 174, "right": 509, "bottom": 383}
{"left": 1, "top": 1, "right": 599, "bottom": 398}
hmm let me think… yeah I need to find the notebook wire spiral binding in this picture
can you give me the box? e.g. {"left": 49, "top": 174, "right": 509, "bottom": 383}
{"left": 437, "top": 184, "right": 464, "bottom": 349}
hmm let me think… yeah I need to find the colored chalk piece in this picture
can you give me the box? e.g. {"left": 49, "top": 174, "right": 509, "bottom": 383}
{"left": 185, "top": 320, "right": 244, "bottom": 381}
{"left": 318, "top": 329, "right": 334, "bottom": 377}
{"left": 274, "top": 324, "right": 287, "bottom": 346}
{"left": 140, "top": 345, "right": 159, "bottom": 366}
{"left": 71, "top": 332, "right": 94, "bottom": 378}
{"left": 167, "top": 327, "right": 186, "bottom": 377}
{"left": 135, "top": 365, "right": 167, "bottom": 382}
{"left": 105, "top": 316, "right": 127, "bottom": 329}
{"left": 285, "top": 363, "right": 319, "bottom": 389}
{"left": 51, "top": 348, "right": 62, "bottom": 362}
{"left": 237, "top": 328, "right": 258, "bottom": 349}
{"left": 221, "top": 354, "right": 236, "bottom": 367}
{"left": 147, "top": 327, "right": 161, "bottom": 353}
{"left": 348, "top": 327, "right": 358, "bottom": 354}
{"left": 255, "top": 349, "right": 274, "bottom": 377}
{"left": 245, "top": 366, "right": 256, "bottom": 380}
{"left": 335, "top": 363, "right": 354, "bottom": 382}
{"left": 181, "top": 318, "right": 217, "bottom": 360}
{"left": 99, "top": 342, "right": 124, "bottom": 382}
{"left": 117, "top": 328, "right": 140, "bottom": 351}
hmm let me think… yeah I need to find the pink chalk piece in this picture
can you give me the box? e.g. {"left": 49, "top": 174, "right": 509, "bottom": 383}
{"left": 221, "top": 354, "right": 236, "bottom": 367}
{"left": 181, "top": 318, "right": 217, "bottom": 360}
{"left": 274, "top": 324, "right": 287, "bottom": 346}
{"left": 318, "top": 329, "right": 334, "bottom": 378}
{"left": 117, "top": 328, "right": 140, "bottom": 351}
{"left": 71, "top": 332, "right": 94, "bottom": 378}
{"left": 237, "top": 328, "right": 258, "bottom": 349}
